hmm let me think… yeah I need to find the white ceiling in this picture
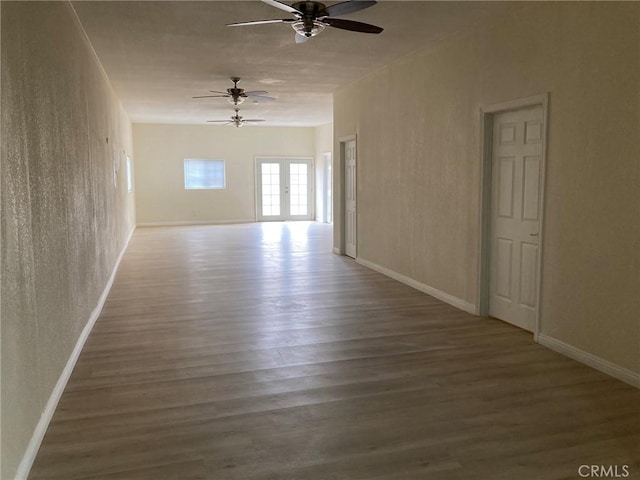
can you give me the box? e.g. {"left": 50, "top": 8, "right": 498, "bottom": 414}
{"left": 72, "top": 1, "right": 523, "bottom": 127}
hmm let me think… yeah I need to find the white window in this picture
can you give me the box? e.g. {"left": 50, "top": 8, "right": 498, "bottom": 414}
{"left": 184, "top": 159, "right": 225, "bottom": 189}
{"left": 126, "top": 156, "right": 134, "bottom": 192}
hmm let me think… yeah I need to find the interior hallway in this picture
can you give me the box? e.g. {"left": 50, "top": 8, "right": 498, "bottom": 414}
{"left": 29, "top": 222, "right": 640, "bottom": 479}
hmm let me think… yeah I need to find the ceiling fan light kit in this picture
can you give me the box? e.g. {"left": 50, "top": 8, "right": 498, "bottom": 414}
{"left": 292, "top": 20, "right": 324, "bottom": 38}
{"left": 228, "top": 96, "right": 245, "bottom": 106}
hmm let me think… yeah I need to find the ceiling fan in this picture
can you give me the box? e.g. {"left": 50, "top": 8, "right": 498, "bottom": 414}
{"left": 227, "top": 0, "right": 383, "bottom": 44}
{"left": 207, "top": 109, "right": 265, "bottom": 128}
{"left": 194, "top": 77, "right": 275, "bottom": 105}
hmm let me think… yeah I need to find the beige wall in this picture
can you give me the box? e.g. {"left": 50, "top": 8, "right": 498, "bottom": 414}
{"left": 314, "top": 123, "right": 334, "bottom": 223}
{"left": 333, "top": 3, "right": 639, "bottom": 374}
{"left": 1, "top": 3, "right": 135, "bottom": 478}
{"left": 133, "top": 124, "right": 315, "bottom": 224}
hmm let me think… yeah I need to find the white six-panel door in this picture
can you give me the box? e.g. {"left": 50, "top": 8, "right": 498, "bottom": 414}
{"left": 257, "top": 158, "right": 313, "bottom": 222}
{"left": 344, "top": 140, "right": 357, "bottom": 258}
{"left": 489, "top": 106, "right": 543, "bottom": 332}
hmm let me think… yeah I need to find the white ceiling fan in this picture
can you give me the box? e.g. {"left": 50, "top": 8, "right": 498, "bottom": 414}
{"left": 206, "top": 109, "right": 265, "bottom": 128}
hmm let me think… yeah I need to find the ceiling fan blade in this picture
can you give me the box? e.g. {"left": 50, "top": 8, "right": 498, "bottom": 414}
{"left": 208, "top": 90, "right": 229, "bottom": 94}
{"left": 261, "top": 0, "right": 302, "bottom": 15}
{"left": 193, "top": 95, "right": 229, "bottom": 99}
{"left": 227, "top": 19, "right": 288, "bottom": 27}
{"left": 206, "top": 120, "right": 231, "bottom": 123}
{"left": 324, "top": 0, "right": 377, "bottom": 17}
{"left": 295, "top": 32, "right": 309, "bottom": 44}
{"left": 243, "top": 119, "right": 266, "bottom": 123}
{"left": 247, "top": 95, "right": 276, "bottom": 103}
{"left": 244, "top": 90, "right": 270, "bottom": 96}
{"left": 323, "top": 17, "right": 383, "bottom": 34}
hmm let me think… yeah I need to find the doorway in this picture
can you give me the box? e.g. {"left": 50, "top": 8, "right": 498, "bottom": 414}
{"left": 256, "top": 157, "right": 313, "bottom": 221}
{"left": 479, "top": 95, "right": 548, "bottom": 335}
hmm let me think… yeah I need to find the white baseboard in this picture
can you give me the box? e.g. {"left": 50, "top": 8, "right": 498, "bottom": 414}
{"left": 137, "top": 219, "right": 255, "bottom": 227}
{"left": 537, "top": 333, "right": 640, "bottom": 388}
{"left": 355, "top": 257, "right": 477, "bottom": 315}
{"left": 15, "top": 227, "right": 136, "bottom": 480}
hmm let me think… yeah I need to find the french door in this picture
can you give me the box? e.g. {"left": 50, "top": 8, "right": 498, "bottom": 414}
{"left": 256, "top": 158, "right": 313, "bottom": 221}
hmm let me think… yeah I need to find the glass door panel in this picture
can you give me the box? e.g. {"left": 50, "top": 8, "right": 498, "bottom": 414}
{"left": 288, "top": 162, "right": 309, "bottom": 217}
{"left": 260, "top": 162, "right": 281, "bottom": 218}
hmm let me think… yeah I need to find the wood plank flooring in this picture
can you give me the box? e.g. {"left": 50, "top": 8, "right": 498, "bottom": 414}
{"left": 29, "top": 222, "right": 640, "bottom": 479}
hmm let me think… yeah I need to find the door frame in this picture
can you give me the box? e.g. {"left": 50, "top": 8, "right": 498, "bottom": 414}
{"left": 477, "top": 93, "right": 549, "bottom": 340}
{"left": 338, "top": 135, "right": 356, "bottom": 256}
{"left": 322, "top": 152, "right": 332, "bottom": 224}
{"left": 255, "top": 156, "right": 314, "bottom": 222}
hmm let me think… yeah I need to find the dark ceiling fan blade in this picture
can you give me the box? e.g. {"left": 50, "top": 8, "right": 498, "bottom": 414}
{"left": 208, "top": 90, "right": 229, "bottom": 94}
{"left": 244, "top": 90, "right": 270, "bottom": 96}
{"left": 261, "top": 0, "right": 302, "bottom": 15}
{"left": 193, "top": 95, "right": 229, "bottom": 99}
{"left": 243, "top": 119, "right": 266, "bottom": 122}
{"left": 324, "top": 0, "right": 377, "bottom": 17}
{"left": 227, "top": 19, "right": 289, "bottom": 27}
{"left": 323, "top": 17, "right": 383, "bottom": 33}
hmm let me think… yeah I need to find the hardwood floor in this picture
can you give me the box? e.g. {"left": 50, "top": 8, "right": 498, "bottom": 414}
{"left": 29, "top": 222, "right": 639, "bottom": 479}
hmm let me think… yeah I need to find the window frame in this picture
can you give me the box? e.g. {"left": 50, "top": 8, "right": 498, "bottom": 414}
{"left": 126, "top": 156, "right": 134, "bottom": 192}
{"left": 183, "top": 158, "right": 226, "bottom": 190}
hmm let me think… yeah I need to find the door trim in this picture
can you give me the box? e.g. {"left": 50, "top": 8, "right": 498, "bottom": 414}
{"left": 322, "top": 152, "right": 332, "bottom": 224}
{"left": 338, "top": 135, "right": 356, "bottom": 256}
{"left": 477, "top": 93, "right": 549, "bottom": 340}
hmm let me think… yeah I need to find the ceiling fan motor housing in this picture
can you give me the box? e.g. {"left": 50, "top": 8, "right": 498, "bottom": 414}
{"left": 292, "top": 1, "right": 328, "bottom": 37}
{"left": 227, "top": 77, "right": 246, "bottom": 104}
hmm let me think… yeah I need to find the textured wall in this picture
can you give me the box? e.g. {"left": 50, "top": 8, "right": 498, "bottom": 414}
{"left": 1, "top": 2, "right": 135, "bottom": 478}
{"left": 133, "top": 124, "right": 315, "bottom": 224}
{"left": 333, "top": 3, "right": 639, "bottom": 373}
